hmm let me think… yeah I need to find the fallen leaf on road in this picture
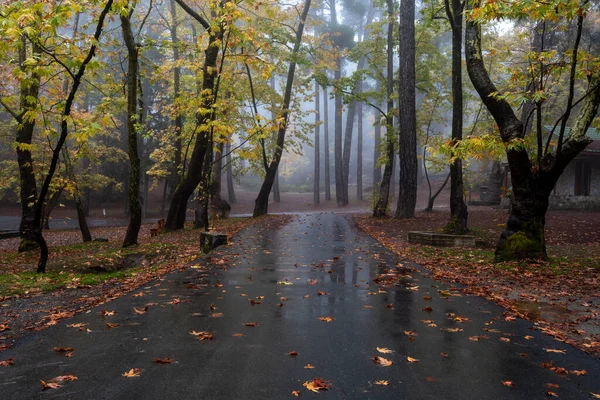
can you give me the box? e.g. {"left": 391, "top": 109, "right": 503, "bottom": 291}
{"left": 53, "top": 347, "right": 74, "bottom": 353}
{"left": 134, "top": 307, "right": 148, "bottom": 315}
{"left": 304, "top": 364, "right": 315, "bottom": 369}
{"left": 502, "top": 381, "right": 513, "bottom": 387}
{"left": 372, "top": 356, "right": 393, "bottom": 366}
{"left": 407, "top": 357, "right": 419, "bottom": 363}
{"left": 0, "top": 358, "right": 14, "bottom": 366}
{"left": 67, "top": 323, "right": 87, "bottom": 330}
{"left": 244, "top": 322, "right": 258, "bottom": 327}
{"left": 288, "top": 351, "right": 298, "bottom": 357}
{"left": 168, "top": 298, "right": 181, "bottom": 305}
{"left": 440, "top": 352, "right": 448, "bottom": 357}
{"left": 40, "top": 380, "right": 61, "bottom": 390}
{"left": 318, "top": 291, "right": 327, "bottom": 296}
{"left": 210, "top": 312, "right": 223, "bottom": 318}
{"left": 374, "top": 380, "right": 389, "bottom": 385}
{"left": 52, "top": 375, "right": 77, "bottom": 382}
{"left": 591, "top": 393, "right": 600, "bottom": 399}
{"left": 423, "top": 306, "right": 433, "bottom": 312}
{"left": 122, "top": 368, "right": 141, "bottom": 377}
{"left": 376, "top": 347, "right": 394, "bottom": 354}
{"left": 546, "top": 390, "right": 558, "bottom": 397}
{"left": 189, "top": 331, "right": 213, "bottom": 340}
{"left": 153, "top": 358, "right": 175, "bottom": 364}
{"left": 101, "top": 310, "right": 116, "bottom": 317}
{"left": 249, "top": 299, "right": 261, "bottom": 305}
{"left": 303, "top": 378, "right": 331, "bottom": 392}
{"left": 318, "top": 317, "right": 334, "bottom": 322}
{"left": 133, "top": 292, "right": 145, "bottom": 297}
{"left": 499, "top": 337, "right": 511, "bottom": 343}
{"left": 544, "top": 348, "right": 566, "bottom": 354}
{"left": 0, "top": 323, "right": 9, "bottom": 332}
{"left": 571, "top": 369, "right": 586, "bottom": 376}
{"left": 524, "top": 335, "right": 534, "bottom": 340}
{"left": 292, "top": 390, "right": 300, "bottom": 396}
{"left": 106, "top": 322, "right": 120, "bottom": 329}
{"left": 232, "top": 333, "right": 243, "bottom": 337}
{"left": 303, "top": 294, "right": 310, "bottom": 299}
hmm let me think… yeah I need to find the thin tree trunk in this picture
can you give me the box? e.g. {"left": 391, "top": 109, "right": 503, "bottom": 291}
{"left": 210, "top": 140, "right": 224, "bottom": 218}
{"left": 42, "top": 186, "right": 64, "bottom": 230}
{"left": 444, "top": 0, "right": 468, "bottom": 232}
{"left": 356, "top": 83, "right": 363, "bottom": 201}
{"left": 225, "top": 140, "right": 237, "bottom": 204}
{"left": 166, "top": 0, "right": 225, "bottom": 231}
{"left": 372, "top": 82, "right": 382, "bottom": 191}
{"left": 341, "top": 101, "right": 355, "bottom": 205}
{"left": 253, "top": 0, "right": 312, "bottom": 217}
{"left": 75, "top": 190, "right": 92, "bottom": 242}
{"left": 373, "top": 0, "right": 395, "bottom": 217}
{"left": 121, "top": 9, "right": 142, "bottom": 248}
{"left": 269, "top": 75, "right": 281, "bottom": 203}
{"left": 32, "top": 0, "right": 113, "bottom": 272}
{"left": 12, "top": 36, "right": 41, "bottom": 252}
{"left": 314, "top": 81, "right": 320, "bottom": 205}
{"left": 323, "top": 85, "right": 331, "bottom": 200}
{"left": 334, "top": 58, "right": 344, "bottom": 206}
{"left": 396, "top": 0, "right": 417, "bottom": 218}
{"left": 170, "top": 0, "right": 183, "bottom": 191}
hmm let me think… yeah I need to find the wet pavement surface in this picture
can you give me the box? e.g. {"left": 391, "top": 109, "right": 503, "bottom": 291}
{"left": 1, "top": 213, "right": 599, "bottom": 399}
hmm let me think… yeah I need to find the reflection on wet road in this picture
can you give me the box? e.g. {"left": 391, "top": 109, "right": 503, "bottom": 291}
{"left": 1, "top": 213, "right": 599, "bottom": 399}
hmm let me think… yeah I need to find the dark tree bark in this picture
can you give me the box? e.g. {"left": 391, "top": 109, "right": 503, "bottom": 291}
{"left": 169, "top": 0, "right": 183, "bottom": 191}
{"left": 443, "top": 0, "right": 468, "bottom": 233}
{"left": 323, "top": 85, "right": 331, "bottom": 200}
{"left": 333, "top": 57, "right": 344, "bottom": 206}
{"left": 341, "top": 100, "right": 355, "bottom": 205}
{"left": 269, "top": 76, "right": 281, "bottom": 203}
{"left": 42, "top": 186, "right": 63, "bottom": 230}
{"left": 210, "top": 140, "right": 225, "bottom": 219}
{"left": 225, "top": 140, "right": 237, "bottom": 204}
{"left": 372, "top": 81, "right": 382, "bottom": 191}
{"left": 396, "top": 0, "right": 418, "bottom": 218}
{"left": 75, "top": 191, "right": 92, "bottom": 242}
{"left": 166, "top": 0, "right": 225, "bottom": 230}
{"left": 121, "top": 9, "right": 142, "bottom": 248}
{"left": 1, "top": 36, "right": 42, "bottom": 252}
{"left": 465, "top": 0, "right": 600, "bottom": 261}
{"left": 373, "top": 0, "right": 395, "bottom": 217}
{"left": 32, "top": 0, "right": 113, "bottom": 272}
{"left": 253, "top": 0, "right": 312, "bottom": 217}
{"left": 314, "top": 82, "right": 321, "bottom": 205}
{"left": 356, "top": 82, "right": 363, "bottom": 201}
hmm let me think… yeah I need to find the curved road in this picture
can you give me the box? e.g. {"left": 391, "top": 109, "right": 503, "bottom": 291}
{"left": 0, "top": 213, "right": 599, "bottom": 399}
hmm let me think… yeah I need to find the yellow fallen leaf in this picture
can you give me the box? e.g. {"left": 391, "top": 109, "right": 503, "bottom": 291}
{"left": 372, "top": 356, "right": 393, "bottom": 366}
{"left": 318, "top": 317, "right": 334, "bottom": 322}
{"left": 376, "top": 347, "right": 394, "bottom": 354}
{"left": 591, "top": 393, "right": 600, "bottom": 399}
{"left": 407, "top": 356, "right": 419, "bottom": 363}
{"left": 303, "top": 378, "right": 331, "bottom": 392}
{"left": 374, "top": 380, "right": 389, "bottom": 385}
{"left": 544, "top": 348, "right": 566, "bottom": 354}
{"left": 122, "top": 368, "right": 141, "bottom": 378}
{"left": 571, "top": 369, "right": 586, "bottom": 376}
{"left": 304, "top": 364, "right": 315, "bottom": 369}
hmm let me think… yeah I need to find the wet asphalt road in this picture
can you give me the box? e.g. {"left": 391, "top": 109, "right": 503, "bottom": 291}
{"left": 0, "top": 213, "right": 599, "bottom": 399}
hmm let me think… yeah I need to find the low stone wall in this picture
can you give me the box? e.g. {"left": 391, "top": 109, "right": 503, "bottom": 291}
{"left": 549, "top": 195, "right": 600, "bottom": 210}
{"left": 408, "top": 231, "right": 476, "bottom": 247}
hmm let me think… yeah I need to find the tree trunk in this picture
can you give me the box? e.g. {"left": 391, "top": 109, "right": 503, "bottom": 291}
{"left": 314, "top": 82, "right": 320, "bottom": 205}
{"left": 396, "top": 0, "right": 417, "bottom": 218}
{"left": 121, "top": 10, "right": 142, "bottom": 248}
{"left": 356, "top": 84, "right": 363, "bottom": 201}
{"left": 42, "top": 186, "right": 63, "bottom": 230}
{"left": 166, "top": 1, "right": 225, "bottom": 230}
{"left": 169, "top": 0, "right": 184, "bottom": 191}
{"left": 195, "top": 146, "right": 212, "bottom": 229}
{"left": 13, "top": 36, "right": 41, "bottom": 252}
{"left": 269, "top": 76, "right": 281, "bottom": 203}
{"left": 253, "top": 0, "right": 312, "bottom": 217}
{"left": 32, "top": 0, "right": 113, "bottom": 272}
{"left": 341, "top": 100, "right": 355, "bottom": 205}
{"left": 444, "top": 0, "right": 468, "bottom": 233}
{"left": 373, "top": 0, "right": 395, "bottom": 217}
{"left": 75, "top": 189, "right": 92, "bottom": 242}
{"left": 323, "top": 85, "right": 331, "bottom": 200}
{"left": 334, "top": 58, "right": 344, "bottom": 206}
{"left": 373, "top": 139, "right": 393, "bottom": 217}
{"left": 210, "top": 140, "right": 224, "bottom": 219}
{"left": 372, "top": 82, "right": 382, "bottom": 191}
{"left": 225, "top": 140, "right": 237, "bottom": 204}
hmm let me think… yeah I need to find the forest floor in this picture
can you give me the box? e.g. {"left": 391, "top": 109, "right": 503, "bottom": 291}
{"left": 354, "top": 207, "right": 600, "bottom": 358}
{"left": 0, "top": 215, "right": 289, "bottom": 351}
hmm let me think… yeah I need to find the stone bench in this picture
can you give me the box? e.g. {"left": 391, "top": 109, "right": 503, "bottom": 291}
{"left": 408, "top": 231, "right": 475, "bottom": 247}
{"left": 200, "top": 232, "right": 228, "bottom": 253}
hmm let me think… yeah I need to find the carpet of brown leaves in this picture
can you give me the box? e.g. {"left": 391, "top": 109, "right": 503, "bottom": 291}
{"left": 354, "top": 207, "right": 600, "bottom": 357}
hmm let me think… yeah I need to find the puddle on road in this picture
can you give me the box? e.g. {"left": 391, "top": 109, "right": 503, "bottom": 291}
{"left": 513, "top": 300, "right": 579, "bottom": 322}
